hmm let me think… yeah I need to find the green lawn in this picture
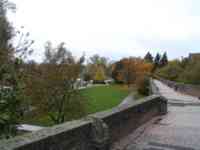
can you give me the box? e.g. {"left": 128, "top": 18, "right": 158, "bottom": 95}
{"left": 81, "top": 84, "right": 130, "bottom": 114}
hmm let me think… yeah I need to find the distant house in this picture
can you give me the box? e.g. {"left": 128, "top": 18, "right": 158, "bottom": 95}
{"left": 189, "top": 53, "right": 200, "bottom": 62}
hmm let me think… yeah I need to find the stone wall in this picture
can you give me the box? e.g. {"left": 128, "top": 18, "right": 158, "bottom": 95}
{"left": 0, "top": 95, "right": 167, "bottom": 150}
{"left": 159, "top": 78, "right": 200, "bottom": 97}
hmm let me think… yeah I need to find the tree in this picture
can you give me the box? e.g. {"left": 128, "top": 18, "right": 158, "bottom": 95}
{"left": 153, "top": 52, "right": 161, "bottom": 71}
{"left": 25, "top": 42, "right": 87, "bottom": 124}
{"left": 14, "top": 26, "right": 34, "bottom": 59}
{"left": 86, "top": 54, "right": 109, "bottom": 80}
{"left": 89, "top": 54, "right": 108, "bottom": 67}
{"left": 112, "top": 58, "right": 134, "bottom": 85}
{"left": 180, "top": 57, "right": 189, "bottom": 69}
{"left": 179, "top": 61, "right": 200, "bottom": 85}
{"left": 112, "top": 57, "right": 153, "bottom": 85}
{"left": 0, "top": 0, "right": 28, "bottom": 138}
{"left": 136, "top": 75, "right": 150, "bottom": 96}
{"left": 94, "top": 65, "right": 106, "bottom": 83}
{"left": 0, "top": 0, "right": 15, "bottom": 65}
{"left": 111, "top": 61, "right": 124, "bottom": 83}
{"left": 120, "top": 58, "right": 137, "bottom": 86}
{"left": 156, "top": 60, "right": 183, "bottom": 81}
{"left": 0, "top": 60, "right": 27, "bottom": 139}
{"left": 160, "top": 52, "right": 168, "bottom": 67}
{"left": 144, "top": 51, "right": 153, "bottom": 63}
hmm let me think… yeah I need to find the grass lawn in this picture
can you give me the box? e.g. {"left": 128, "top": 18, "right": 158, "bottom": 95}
{"left": 22, "top": 84, "right": 130, "bottom": 126}
{"left": 81, "top": 84, "right": 130, "bottom": 114}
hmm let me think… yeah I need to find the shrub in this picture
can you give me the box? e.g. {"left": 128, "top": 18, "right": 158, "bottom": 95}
{"left": 83, "top": 73, "right": 92, "bottom": 81}
{"left": 136, "top": 75, "right": 150, "bottom": 96}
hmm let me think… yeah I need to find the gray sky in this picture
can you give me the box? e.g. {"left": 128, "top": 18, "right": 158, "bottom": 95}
{"left": 10, "top": 0, "right": 200, "bottom": 61}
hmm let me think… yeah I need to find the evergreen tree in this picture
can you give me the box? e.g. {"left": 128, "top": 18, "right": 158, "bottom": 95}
{"left": 144, "top": 51, "right": 153, "bottom": 63}
{"left": 153, "top": 53, "right": 161, "bottom": 71}
{"left": 160, "top": 52, "right": 168, "bottom": 67}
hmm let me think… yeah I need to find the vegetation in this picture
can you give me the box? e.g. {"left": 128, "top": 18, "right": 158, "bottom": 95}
{"left": 22, "top": 84, "right": 129, "bottom": 126}
{"left": 156, "top": 60, "right": 183, "bottom": 81}
{"left": 144, "top": 52, "right": 153, "bottom": 63}
{"left": 84, "top": 54, "right": 111, "bottom": 82}
{"left": 156, "top": 56, "right": 200, "bottom": 85}
{"left": 112, "top": 57, "right": 153, "bottom": 85}
{"left": 0, "top": 61, "right": 26, "bottom": 139}
{"left": 111, "top": 56, "right": 154, "bottom": 97}
{"left": 136, "top": 75, "right": 150, "bottom": 96}
{"left": 153, "top": 53, "right": 161, "bottom": 71}
{"left": 0, "top": 0, "right": 14, "bottom": 65}
{"left": 179, "top": 62, "right": 200, "bottom": 84}
{"left": 24, "top": 42, "right": 86, "bottom": 124}
{"left": 160, "top": 52, "right": 168, "bottom": 67}
{"left": 94, "top": 65, "right": 106, "bottom": 83}
{"left": 0, "top": 0, "right": 33, "bottom": 138}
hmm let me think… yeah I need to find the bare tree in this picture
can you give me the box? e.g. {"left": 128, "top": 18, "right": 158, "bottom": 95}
{"left": 26, "top": 42, "right": 87, "bottom": 124}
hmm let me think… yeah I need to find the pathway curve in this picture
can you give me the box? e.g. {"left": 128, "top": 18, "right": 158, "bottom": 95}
{"left": 118, "top": 93, "right": 135, "bottom": 108}
{"left": 112, "top": 79, "right": 200, "bottom": 150}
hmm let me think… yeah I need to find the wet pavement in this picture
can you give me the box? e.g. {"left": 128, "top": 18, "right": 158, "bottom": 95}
{"left": 112, "top": 80, "right": 200, "bottom": 150}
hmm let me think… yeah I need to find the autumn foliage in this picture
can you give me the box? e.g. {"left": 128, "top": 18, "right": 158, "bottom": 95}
{"left": 93, "top": 65, "right": 106, "bottom": 82}
{"left": 24, "top": 42, "right": 87, "bottom": 124}
{"left": 112, "top": 57, "right": 153, "bottom": 85}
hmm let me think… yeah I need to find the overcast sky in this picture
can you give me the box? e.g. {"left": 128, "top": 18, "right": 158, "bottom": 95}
{"left": 9, "top": 0, "right": 200, "bottom": 61}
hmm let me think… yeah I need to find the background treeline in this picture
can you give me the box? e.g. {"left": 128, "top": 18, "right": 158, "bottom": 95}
{"left": 156, "top": 55, "right": 200, "bottom": 85}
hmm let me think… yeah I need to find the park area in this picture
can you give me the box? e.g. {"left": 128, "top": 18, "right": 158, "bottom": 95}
{"left": 22, "top": 84, "right": 130, "bottom": 126}
{"left": 81, "top": 84, "right": 130, "bottom": 114}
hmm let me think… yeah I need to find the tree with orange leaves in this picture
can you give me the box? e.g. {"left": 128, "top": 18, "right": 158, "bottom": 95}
{"left": 112, "top": 57, "right": 153, "bottom": 85}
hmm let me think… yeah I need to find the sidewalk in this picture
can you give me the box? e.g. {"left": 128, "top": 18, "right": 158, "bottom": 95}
{"left": 118, "top": 93, "right": 135, "bottom": 108}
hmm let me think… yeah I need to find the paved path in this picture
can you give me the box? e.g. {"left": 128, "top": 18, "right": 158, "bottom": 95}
{"left": 118, "top": 93, "right": 135, "bottom": 108}
{"left": 112, "top": 80, "right": 200, "bottom": 150}
{"left": 154, "top": 80, "right": 200, "bottom": 106}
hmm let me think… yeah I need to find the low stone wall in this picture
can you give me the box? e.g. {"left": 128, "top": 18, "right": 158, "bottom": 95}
{"left": 0, "top": 95, "right": 167, "bottom": 150}
{"left": 159, "top": 78, "right": 200, "bottom": 97}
